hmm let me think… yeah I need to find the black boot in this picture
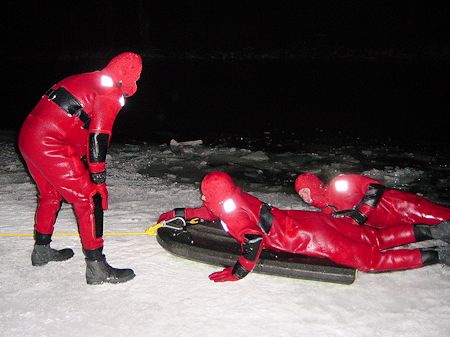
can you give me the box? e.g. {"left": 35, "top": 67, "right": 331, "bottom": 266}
{"left": 31, "top": 231, "right": 74, "bottom": 266}
{"left": 414, "top": 221, "right": 450, "bottom": 243}
{"left": 83, "top": 247, "right": 135, "bottom": 285}
{"left": 420, "top": 248, "right": 440, "bottom": 266}
{"left": 420, "top": 246, "right": 450, "bottom": 267}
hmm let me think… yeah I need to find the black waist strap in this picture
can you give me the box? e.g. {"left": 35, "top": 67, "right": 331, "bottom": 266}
{"left": 45, "top": 87, "right": 91, "bottom": 129}
{"left": 258, "top": 203, "right": 273, "bottom": 234}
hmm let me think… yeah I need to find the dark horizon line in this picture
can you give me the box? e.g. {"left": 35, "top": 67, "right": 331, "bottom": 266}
{"left": 9, "top": 46, "right": 449, "bottom": 62}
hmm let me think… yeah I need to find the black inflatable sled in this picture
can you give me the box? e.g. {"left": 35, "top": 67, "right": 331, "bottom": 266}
{"left": 156, "top": 218, "right": 356, "bottom": 285}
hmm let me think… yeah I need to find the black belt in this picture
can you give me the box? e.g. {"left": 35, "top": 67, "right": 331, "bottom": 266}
{"left": 45, "top": 87, "right": 91, "bottom": 129}
{"left": 258, "top": 203, "right": 273, "bottom": 234}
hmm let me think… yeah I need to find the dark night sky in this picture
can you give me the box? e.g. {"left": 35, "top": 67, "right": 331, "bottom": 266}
{"left": 5, "top": 1, "right": 450, "bottom": 145}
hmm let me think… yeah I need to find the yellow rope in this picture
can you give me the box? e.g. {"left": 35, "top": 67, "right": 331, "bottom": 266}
{"left": 0, "top": 223, "right": 163, "bottom": 238}
{"left": 0, "top": 218, "right": 198, "bottom": 238}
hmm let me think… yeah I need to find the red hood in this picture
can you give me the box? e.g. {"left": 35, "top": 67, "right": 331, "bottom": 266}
{"left": 201, "top": 172, "right": 238, "bottom": 216}
{"left": 295, "top": 173, "right": 328, "bottom": 208}
{"left": 102, "top": 52, "right": 142, "bottom": 97}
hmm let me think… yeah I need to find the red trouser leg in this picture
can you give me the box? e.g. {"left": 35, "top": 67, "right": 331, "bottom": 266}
{"left": 21, "top": 141, "right": 104, "bottom": 250}
{"left": 26, "top": 162, "right": 63, "bottom": 235}
{"left": 301, "top": 217, "right": 424, "bottom": 272}
{"left": 317, "top": 230, "right": 424, "bottom": 272}
{"left": 46, "top": 156, "right": 104, "bottom": 250}
{"left": 72, "top": 198, "right": 103, "bottom": 250}
{"left": 414, "top": 201, "right": 450, "bottom": 225}
{"left": 324, "top": 216, "right": 417, "bottom": 250}
{"left": 338, "top": 243, "right": 424, "bottom": 272}
{"left": 366, "top": 249, "right": 424, "bottom": 271}
{"left": 374, "top": 225, "right": 416, "bottom": 250}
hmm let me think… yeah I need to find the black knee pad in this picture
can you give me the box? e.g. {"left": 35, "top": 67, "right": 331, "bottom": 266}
{"left": 92, "top": 193, "right": 104, "bottom": 238}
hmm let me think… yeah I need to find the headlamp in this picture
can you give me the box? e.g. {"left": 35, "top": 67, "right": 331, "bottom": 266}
{"left": 222, "top": 198, "right": 236, "bottom": 213}
{"left": 335, "top": 180, "right": 349, "bottom": 192}
{"left": 100, "top": 75, "right": 114, "bottom": 87}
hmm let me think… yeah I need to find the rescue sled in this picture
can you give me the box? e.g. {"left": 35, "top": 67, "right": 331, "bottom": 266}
{"left": 156, "top": 218, "right": 357, "bottom": 285}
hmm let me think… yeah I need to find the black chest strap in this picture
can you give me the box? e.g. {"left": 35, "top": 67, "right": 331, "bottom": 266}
{"left": 45, "top": 87, "right": 91, "bottom": 129}
{"left": 258, "top": 203, "right": 273, "bottom": 234}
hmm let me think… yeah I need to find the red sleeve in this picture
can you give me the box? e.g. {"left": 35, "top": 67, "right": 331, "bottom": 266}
{"left": 353, "top": 175, "right": 383, "bottom": 196}
{"left": 90, "top": 95, "right": 121, "bottom": 133}
{"left": 356, "top": 181, "right": 386, "bottom": 219}
{"left": 185, "top": 205, "right": 219, "bottom": 221}
{"left": 322, "top": 207, "right": 334, "bottom": 215}
{"left": 237, "top": 236, "right": 264, "bottom": 272}
{"left": 86, "top": 95, "right": 121, "bottom": 174}
{"left": 328, "top": 174, "right": 380, "bottom": 210}
{"left": 226, "top": 211, "right": 264, "bottom": 273}
{"left": 358, "top": 203, "right": 375, "bottom": 218}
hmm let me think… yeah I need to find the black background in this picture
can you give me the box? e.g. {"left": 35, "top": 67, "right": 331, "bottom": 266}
{"left": 5, "top": 1, "right": 449, "bottom": 146}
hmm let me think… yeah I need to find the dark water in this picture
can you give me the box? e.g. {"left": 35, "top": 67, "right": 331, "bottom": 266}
{"left": 6, "top": 56, "right": 449, "bottom": 148}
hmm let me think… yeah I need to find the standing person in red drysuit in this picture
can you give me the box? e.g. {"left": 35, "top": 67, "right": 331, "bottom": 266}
{"left": 158, "top": 172, "right": 450, "bottom": 282}
{"left": 19, "top": 52, "right": 142, "bottom": 285}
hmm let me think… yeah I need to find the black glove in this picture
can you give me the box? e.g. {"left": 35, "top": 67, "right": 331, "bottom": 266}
{"left": 331, "top": 208, "right": 367, "bottom": 225}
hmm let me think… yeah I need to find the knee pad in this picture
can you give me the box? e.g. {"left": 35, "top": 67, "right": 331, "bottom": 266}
{"left": 92, "top": 193, "right": 104, "bottom": 238}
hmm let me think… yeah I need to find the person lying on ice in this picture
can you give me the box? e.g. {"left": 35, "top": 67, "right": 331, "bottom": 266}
{"left": 18, "top": 52, "right": 142, "bottom": 285}
{"left": 157, "top": 172, "right": 450, "bottom": 282}
{"left": 294, "top": 172, "right": 450, "bottom": 228}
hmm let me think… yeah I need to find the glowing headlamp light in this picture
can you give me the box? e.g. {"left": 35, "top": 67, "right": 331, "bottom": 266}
{"left": 101, "top": 75, "right": 114, "bottom": 87}
{"left": 222, "top": 198, "right": 236, "bottom": 213}
{"left": 335, "top": 180, "right": 349, "bottom": 192}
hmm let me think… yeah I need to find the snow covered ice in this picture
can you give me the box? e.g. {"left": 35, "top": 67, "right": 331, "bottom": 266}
{"left": 0, "top": 130, "right": 449, "bottom": 337}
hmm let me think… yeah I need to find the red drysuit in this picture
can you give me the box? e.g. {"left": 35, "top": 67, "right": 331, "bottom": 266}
{"left": 19, "top": 52, "right": 142, "bottom": 250}
{"left": 295, "top": 173, "right": 450, "bottom": 228}
{"left": 158, "top": 172, "right": 435, "bottom": 282}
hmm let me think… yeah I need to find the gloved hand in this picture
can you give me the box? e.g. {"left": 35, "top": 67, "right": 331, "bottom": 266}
{"left": 157, "top": 210, "right": 175, "bottom": 224}
{"left": 90, "top": 183, "right": 108, "bottom": 210}
{"left": 331, "top": 208, "right": 367, "bottom": 225}
{"left": 208, "top": 267, "right": 239, "bottom": 283}
{"left": 331, "top": 209, "right": 353, "bottom": 218}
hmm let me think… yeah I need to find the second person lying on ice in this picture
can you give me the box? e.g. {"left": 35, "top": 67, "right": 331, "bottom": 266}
{"left": 294, "top": 172, "right": 450, "bottom": 228}
{"left": 158, "top": 172, "right": 450, "bottom": 283}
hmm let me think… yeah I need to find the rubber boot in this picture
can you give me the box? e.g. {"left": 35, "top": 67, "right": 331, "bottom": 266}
{"left": 31, "top": 231, "right": 74, "bottom": 266}
{"left": 83, "top": 247, "right": 135, "bottom": 285}
{"left": 414, "top": 220, "right": 450, "bottom": 243}
{"left": 420, "top": 246, "right": 450, "bottom": 267}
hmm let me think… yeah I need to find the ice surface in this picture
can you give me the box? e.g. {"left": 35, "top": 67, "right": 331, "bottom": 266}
{"left": 0, "top": 130, "right": 449, "bottom": 337}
